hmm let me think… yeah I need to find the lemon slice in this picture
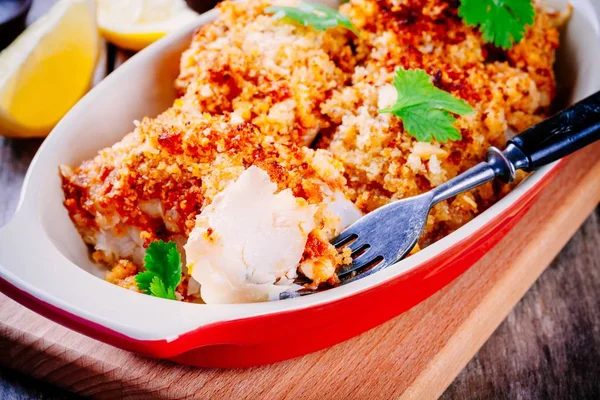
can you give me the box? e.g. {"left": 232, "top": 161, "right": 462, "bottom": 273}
{"left": 97, "top": 0, "right": 198, "bottom": 51}
{"left": 0, "top": 0, "right": 99, "bottom": 138}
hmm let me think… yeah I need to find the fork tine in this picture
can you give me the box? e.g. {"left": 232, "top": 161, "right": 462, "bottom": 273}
{"left": 339, "top": 257, "right": 389, "bottom": 283}
{"left": 331, "top": 231, "right": 357, "bottom": 248}
{"left": 337, "top": 255, "right": 383, "bottom": 279}
{"left": 348, "top": 240, "right": 369, "bottom": 255}
{"left": 351, "top": 245, "right": 370, "bottom": 259}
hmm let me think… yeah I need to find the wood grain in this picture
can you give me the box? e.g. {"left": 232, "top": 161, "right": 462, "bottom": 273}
{"left": 0, "top": 141, "right": 599, "bottom": 399}
{"left": 444, "top": 208, "right": 600, "bottom": 399}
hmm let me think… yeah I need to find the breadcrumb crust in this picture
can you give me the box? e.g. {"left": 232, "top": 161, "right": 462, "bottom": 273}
{"left": 61, "top": 0, "right": 564, "bottom": 299}
{"left": 320, "top": 0, "right": 562, "bottom": 245}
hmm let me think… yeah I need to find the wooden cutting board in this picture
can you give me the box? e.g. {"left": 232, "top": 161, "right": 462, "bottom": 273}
{"left": 0, "top": 140, "right": 598, "bottom": 399}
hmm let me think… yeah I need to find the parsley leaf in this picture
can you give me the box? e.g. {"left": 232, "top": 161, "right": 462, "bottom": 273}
{"left": 149, "top": 276, "right": 177, "bottom": 300}
{"left": 265, "top": 3, "right": 358, "bottom": 35}
{"left": 135, "top": 240, "right": 181, "bottom": 300}
{"left": 459, "top": 0, "right": 535, "bottom": 50}
{"left": 378, "top": 68, "right": 473, "bottom": 143}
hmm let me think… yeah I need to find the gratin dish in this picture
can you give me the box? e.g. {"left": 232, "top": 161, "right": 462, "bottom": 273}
{"left": 1, "top": 0, "right": 599, "bottom": 368}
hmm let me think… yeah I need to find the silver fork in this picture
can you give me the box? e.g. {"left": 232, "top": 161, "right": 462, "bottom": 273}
{"left": 282, "top": 90, "right": 600, "bottom": 299}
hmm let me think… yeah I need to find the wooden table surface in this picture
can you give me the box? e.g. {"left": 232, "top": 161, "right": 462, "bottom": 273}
{"left": 1, "top": 1, "right": 600, "bottom": 399}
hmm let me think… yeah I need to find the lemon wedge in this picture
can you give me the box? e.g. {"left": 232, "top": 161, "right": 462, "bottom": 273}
{"left": 97, "top": 0, "right": 198, "bottom": 51}
{"left": 0, "top": 0, "right": 99, "bottom": 138}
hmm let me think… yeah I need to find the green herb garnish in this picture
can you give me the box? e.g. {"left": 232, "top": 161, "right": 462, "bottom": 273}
{"left": 265, "top": 3, "right": 358, "bottom": 35}
{"left": 459, "top": 0, "right": 535, "bottom": 50}
{"left": 378, "top": 68, "right": 474, "bottom": 143}
{"left": 135, "top": 240, "right": 181, "bottom": 300}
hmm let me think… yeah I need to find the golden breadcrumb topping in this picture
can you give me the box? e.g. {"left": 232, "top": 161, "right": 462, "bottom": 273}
{"left": 105, "top": 259, "right": 136, "bottom": 283}
{"left": 61, "top": 0, "right": 565, "bottom": 297}
{"left": 176, "top": 0, "right": 355, "bottom": 146}
{"left": 507, "top": 5, "right": 564, "bottom": 109}
{"left": 319, "top": 0, "right": 564, "bottom": 245}
{"left": 61, "top": 103, "right": 347, "bottom": 285}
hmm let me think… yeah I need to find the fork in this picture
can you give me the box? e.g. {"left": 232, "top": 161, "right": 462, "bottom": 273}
{"left": 283, "top": 90, "right": 600, "bottom": 299}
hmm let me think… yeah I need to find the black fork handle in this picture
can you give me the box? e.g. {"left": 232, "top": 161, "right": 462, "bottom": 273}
{"left": 506, "top": 91, "right": 600, "bottom": 171}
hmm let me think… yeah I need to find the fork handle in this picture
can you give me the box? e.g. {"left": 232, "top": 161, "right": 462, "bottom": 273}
{"left": 505, "top": 91, "right": 600, "bottom": 173}
{"left": 433, "top": 91, "right": 600, "bottom": 203}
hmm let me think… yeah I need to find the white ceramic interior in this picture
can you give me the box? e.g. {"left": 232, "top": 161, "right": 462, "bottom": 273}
{"left": 0, "top": 0, "right": 598, "bottom": 341}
